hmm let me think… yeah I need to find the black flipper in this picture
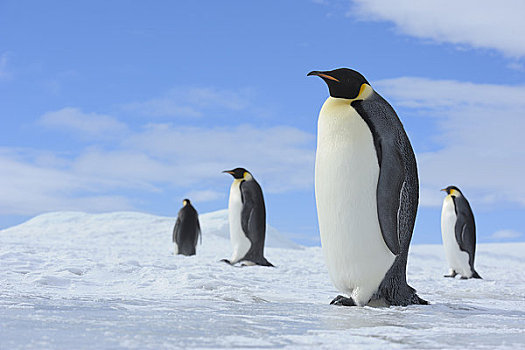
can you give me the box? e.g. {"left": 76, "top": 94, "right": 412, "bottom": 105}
{"left": 239, "top": 179, "right": 274, "bottom": 267}
{"left": 352, "top": 96, "right": 415, "bottom": 256}
{"left": 172, "top": 217, "right": 181, "bottom": 243}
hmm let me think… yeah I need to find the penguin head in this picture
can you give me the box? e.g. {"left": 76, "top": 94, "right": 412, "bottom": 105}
{"left": 182, "top": 198, "right": 191, "bottom": 206}
{"left": 223, "top": 168, "right": 252, "bottom": 180}
{"left": 308, "top": 68, "right": 371, "bottom": 100}
{"left": 441, "top": 186, "right": 462, "bottom": 196}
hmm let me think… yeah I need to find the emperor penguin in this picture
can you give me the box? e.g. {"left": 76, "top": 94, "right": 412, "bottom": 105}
{"left": 441, "top": 186, "right": 481, "bottom": 279}
{"left": 308, "top": 68, "right": 427, "bottom": 306}
{"left": 172, "top": 199, "right": 201, "bottom": 256}
{"left": 222, "top": 168, "right": 273, "bottom": 267}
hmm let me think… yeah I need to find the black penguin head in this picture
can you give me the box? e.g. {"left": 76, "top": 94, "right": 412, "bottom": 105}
{"left": 308, "top": 68, "right": 370, "bottom": 100}
{"left": 182, "top": 198, "right": 191, "bottom": 206}
{"left": 223, "top": 167, "right": 251, "bottom": 180}
{"left": 441, "top": 186, "right": 462, "bottom": 196}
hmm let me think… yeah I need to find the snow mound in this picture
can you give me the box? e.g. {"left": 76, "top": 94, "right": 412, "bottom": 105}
{"left": 5, "top": 209, "right": 299, "bottom": 250}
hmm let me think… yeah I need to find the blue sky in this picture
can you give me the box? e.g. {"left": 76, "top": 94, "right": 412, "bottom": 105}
{"left": 1, "top": 0, "right": 524, "bottom": 245}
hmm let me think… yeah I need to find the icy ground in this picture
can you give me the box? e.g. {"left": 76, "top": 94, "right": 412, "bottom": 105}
{"left": 1, "top": 210, "right": 524, "bottom": 349}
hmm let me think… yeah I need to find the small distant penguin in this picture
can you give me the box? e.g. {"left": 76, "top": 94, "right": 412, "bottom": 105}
{"left": 309, "top": 68, "right": 427, "bottom": 306}
{"left": 441, "top": 186, "right": 481, "bottom": 279}
{"left": 172, "top": 199, "right": 201, "bottom": 256}
{"left": 222, "top": 168, "right": 273, "bottom": 267}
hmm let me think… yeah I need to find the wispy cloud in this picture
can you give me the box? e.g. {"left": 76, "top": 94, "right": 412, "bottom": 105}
{"left": 0, "top": 118, "right": 315, "bottom": 216}
{"left": 0, "top": 148, "right": 134, "bottom": 215}
{"left": 183, "top": 190, "right": 224, "bottom": 203}
{"left": 123, "top": 87, "right": 252, "bottom": 118}
{"left": 39, "top": 107, "right": 128, "bottom": 138}
{"left": 375, "top": 77, "right": 525, "bottom": 207}
{"left": 489, "top": 229, "right": 523, "bottom": 240}
{"left": 350, "top": 0, "right": 525, "bottom": 59}
{"left": 74, "top": 123, "right": 315, "bottom": 192}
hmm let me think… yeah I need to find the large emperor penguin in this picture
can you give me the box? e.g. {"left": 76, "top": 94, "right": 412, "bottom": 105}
{"left": 308, "top": 68, "right": 427, "bottom": 306}
{"left": 441, "top": 186, "right": 481, "bottom": 279}
{"left": 222, "top": 168, "right": 273, "bottom": 267}
{"left": 172, "top": 199, "right": 201, "bottom": 256}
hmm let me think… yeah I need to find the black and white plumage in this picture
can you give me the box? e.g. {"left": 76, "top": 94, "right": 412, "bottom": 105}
{"left": 308, "top": 68, "right": 427, "bottom": 306}
{"left": 441, "top": 186, "right": 481, "bottom": 279}
{"left": 222, "top": 168, "right": 273, "bottom": 267}
{"left": 172, "top": 199, "right": 201, "bottom": 256}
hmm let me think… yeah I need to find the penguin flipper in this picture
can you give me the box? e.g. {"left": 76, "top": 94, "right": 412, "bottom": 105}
{"left": 456, "top": 222, "right": 475, "bottom": 256}
{"left": 240, "top": 181, "right": 267, "bottom": 263}
{"left": 172, "top": 216, "right": 181, "bottom": 243}
{"left": 453, "top": 195, "right": 477, "bottom": 266}
{"left": 353, "top": 97, "right": 411, "bottom": 256}
{"left": 375, "top": 148, "right": 404, "bottom": 256}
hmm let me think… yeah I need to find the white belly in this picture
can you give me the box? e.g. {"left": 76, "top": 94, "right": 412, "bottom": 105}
{"left": 315, "top": 97, "right": 395, "bottom": 306}
{"left": 228, "top": 180, "right": 251, "bottom": 263}
{"left": 441, "top": 196, "right": 471, "bottom": 277}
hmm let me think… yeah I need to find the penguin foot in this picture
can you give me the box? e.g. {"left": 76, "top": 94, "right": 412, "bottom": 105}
{"left": 444, "top": 272, "right": 457, "bottom": 278}
{"left": 238, "top": 260, "right": 275, "bottom": 267}
{"left": 220, "top": 259, "right": 232, "bottom": 265}
{"left": 460, "top": 276, "right": 469, "bottom": 280}
{"left": 330, "top": 295, "right": 356, "bottom": 306}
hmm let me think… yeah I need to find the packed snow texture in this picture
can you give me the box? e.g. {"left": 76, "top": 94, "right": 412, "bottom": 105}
{"left": 1, "top": 210, "right": 524, "bottom": 349}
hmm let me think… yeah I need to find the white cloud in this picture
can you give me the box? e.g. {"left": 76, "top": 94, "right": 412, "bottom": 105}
{"left": 375, "top": 77, "right": 525, "bottom": 207}
{"left": 0, "top": 148, "right": 133, "bottom": 215}
{"left": 82, "top": 123, "right": 315, "bottom": 192}
{"left": 489, "top": 229, "right": 523, "bottom": 240}
{"left": 183, "top": 190, "right": 224, "bottom": 203}
{"left": 123, "top": 87, "right": 252, "bottom": 118}
{"left": 351, "top": 0, "right": 525, "bottom": 58}
{"left": 39, "top": 107, "right": 128, "bottom": 138}
{"left": 0, "top": 120, "right": 315, "bottom": 216}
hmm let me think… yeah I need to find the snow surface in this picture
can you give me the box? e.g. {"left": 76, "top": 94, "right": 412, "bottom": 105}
{"left": 1, "top": 210, "right": 524, "bottom": 349}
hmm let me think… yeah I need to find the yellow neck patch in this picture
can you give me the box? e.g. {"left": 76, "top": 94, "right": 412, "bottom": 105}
{"left": 355, "top": 83, "right": 373, "bottom": 101}
{"left": 333, "top": 83, "right": 374, "bottom": 104}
